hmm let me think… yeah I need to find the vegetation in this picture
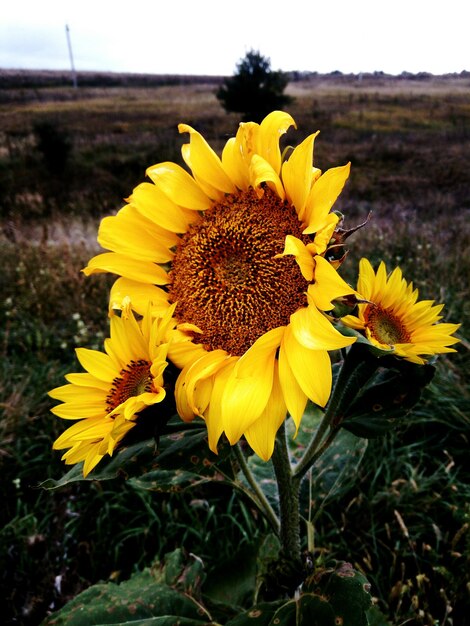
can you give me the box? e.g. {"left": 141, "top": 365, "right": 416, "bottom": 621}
{"left": 216, "top": 50, "right": 292, "bottom": 122}
{"left": 0, "top": 71, "right": 469, "bottom": 625}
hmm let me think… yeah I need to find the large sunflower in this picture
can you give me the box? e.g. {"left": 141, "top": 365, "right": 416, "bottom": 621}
{"left": 84, "top": 111, "right": 357, "bottom": 460}
{"left": 341, "top": 258, "right": 460, "bottom": 364}
{"left": 50, "top": 304, "right": 174, "bottom": 476}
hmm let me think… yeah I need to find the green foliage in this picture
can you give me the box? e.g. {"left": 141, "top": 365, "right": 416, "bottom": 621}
{"left": 335, "top": 343, "right": 436, "bottom": 438}
{"left": 41, "top": 549, "right": 216, "bottom": 625}
{"left": 226, "top": 562, "right": 372, "bottom": 626}
{"left": 216, "top": 50, "right": 293, "bottom": 122}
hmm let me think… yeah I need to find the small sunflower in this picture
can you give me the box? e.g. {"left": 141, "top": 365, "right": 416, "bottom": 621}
{"left": 84, "top": 111, "right": 357, "bottom": 460}
{"left": 341, "top": 258, "right": 461, "bottom": 364}
{"left": 50, "top": 304, "right": 174, "bottom": 476}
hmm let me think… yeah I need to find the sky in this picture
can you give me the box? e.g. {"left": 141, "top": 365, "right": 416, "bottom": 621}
{"left": 1, "top": 0, "right": 468, "bottom": 76}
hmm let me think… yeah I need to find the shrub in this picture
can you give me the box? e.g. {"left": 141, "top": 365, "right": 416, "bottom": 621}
{"left": 216, "top": 50, "right": 293, "bottom": 122}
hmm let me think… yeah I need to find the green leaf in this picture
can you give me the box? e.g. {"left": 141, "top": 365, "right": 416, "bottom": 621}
{"left": 203, "top": 544, "right": 259, "bottom": 610}
{"left": 304, "top": 561, "right": 372, "bottom": 626}
{"left": 305, "top": 429, "right": 368, "bottom": 504}
{"left": 224, "top": 600, "right": 285, "bottom": 625}
{"left": 271, "top": 594, "right": 336, "bottom": 625}
{"left": 41, "top": 554, "right": 215, "bottom": 626}
{"left": 341, "top": 360, "right": 435, "bottom": 438}
{"left": 244, "top": 453, "right": 279, "bottom": 511}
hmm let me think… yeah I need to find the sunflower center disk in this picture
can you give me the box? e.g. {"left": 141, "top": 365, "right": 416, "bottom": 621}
{"left": 365, "top": 305, "right": 411, "bottom": 345}
{"left": 169, "top": 188, "right": 310, "bottom": 356}
{"left": 106, "top": 359, "right": 153, "bottom": 413}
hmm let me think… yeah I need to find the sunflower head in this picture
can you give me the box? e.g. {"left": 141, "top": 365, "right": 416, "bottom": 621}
{"left": 341, "top": 258, "right": 461, "bottom": 364}
{"left": 49, "top": 304, "right": 176, "bottom": 476}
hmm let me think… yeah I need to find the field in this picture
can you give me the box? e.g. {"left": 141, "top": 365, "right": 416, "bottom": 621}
{"left": 1, "top": 70, "right": 469, "bottom": 625}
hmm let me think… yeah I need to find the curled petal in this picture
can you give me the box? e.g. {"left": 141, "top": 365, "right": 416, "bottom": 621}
{"left": 179, "top": 124, "right": 236, "bottom": 195}
{"left": 277, "top": 235, "right": 314, "bottom": 281}
{"left": 290, "top": 305, "right": 356, "bottom": 351}
{"left": 146, "top": 162, "right": 211, "bottom": 211}
{"left": 303, "top": 163, "right": 351, "bottom": 234}
{"left": 250, "top": 154, "right": 285, "bottom": 200}
{"left": 257, "top": 111, "right": 296, "bottom": 174}
{"left": 282, "top": 132, "right": 319, "bottom": 220}
{"left": 308, "top": 255, "right": 357, "bottom": 311}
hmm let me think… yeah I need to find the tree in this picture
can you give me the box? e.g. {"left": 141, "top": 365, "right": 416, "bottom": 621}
{"left": 216, "top": 50, "right": 293, "bottom": 122}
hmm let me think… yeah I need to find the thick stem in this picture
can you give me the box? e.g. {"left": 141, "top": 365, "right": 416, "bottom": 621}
{"left": 233, "top": 442, "right": 280, "bottom": 534}
{"left": 271, "top": 422, "right": 301, "bottom": 565}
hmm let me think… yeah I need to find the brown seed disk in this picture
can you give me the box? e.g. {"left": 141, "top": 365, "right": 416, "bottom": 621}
{"left": 106, "top": 359, "right": 152, "bottom": 412}
{"left": 364, "top": 304, "right": 411, "bottom": 345}
{"left": 169, "top": 187, "right": 310, "bottom": 356}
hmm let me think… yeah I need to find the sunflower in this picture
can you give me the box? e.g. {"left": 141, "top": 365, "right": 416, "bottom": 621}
{"left": 50, "top": 303, "right": 174, "bottom": 476}
{"left": 83, "top": 111, "right": 358, "bottom": 460}
{"left": 341, "top": 258, "right": 460, "bottom": 364}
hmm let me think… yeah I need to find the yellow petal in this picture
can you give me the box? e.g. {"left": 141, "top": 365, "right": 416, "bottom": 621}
{"left": 109, "top": 277, "right": 169, "bottom": 317}
{"left": 222, "top": 327, "right": 285, "bottom": 444}
{"left": 303, "top": 163, "right": 351, "bottom": 233}
{"left": 83, "top": 449, "right": 105, "bottom": 477}
{"left": 277, "top": 235, "right": 314, "bottom": 281}
{"left": 182, "top": 349, "right": 229, "bottom": 415}
{"left": 130, "top": 182, "right": 195, "bottom": 233}
{"left": 49, "top": 383, "right": 106, "bottom": 402}
{"left": 75, "top": 347, "right": 117, "bottom": 382}
{"left": 97, "top": 206, "right": 176, "bottom": 263}
{"left": 244, "top": 361, "right": 287, "bottom": 461}
{"left": 308, "top": 256, "right": 356, "bottom": 311}
{"left": 146, "top": 162, "right": 211, "bottom": 211}
{"left": 257, "top": 111, "right": 296, "bottom": 174}
{"left": 290, "top": 305, "right": 356, "bottom": 351}
{"left": 357, "top": 258, "right": 375, "bottom": 301}
{"left": 221, "top": 137, "right": 248, "bottom": 190}
{"left": 249, "top": 154, "right": 285, "bottom": 200}
{"left": 205, "top": 358, "right": 238, "bottom": 453}
{"left": 83, "top": 252, "right": 169, "bottom": 286}
{"left": 283, "top": 326, "right": 332, "bottom": 408}
{"left": 181, "top": 142, "right": 225, "bottom": 201}
{"left": 50, "top": 402, "right": 107, "bottom": 420}
{"left": 281, "top": 132, "right": 319, "bottom": 220}
{"left": 307, "top": 213, "right": 339, "bottom": 255}
{"left": 168, "top": 340, "right": 207, "bottom": 370}
{"left": 64, "top": 373, "right": 111, "bottom": 391}
{"left": 278, "top": 337, "right": 308, "bottom": 432}
{"left": 179, "top": 124, "right": 236, "bottom": 194}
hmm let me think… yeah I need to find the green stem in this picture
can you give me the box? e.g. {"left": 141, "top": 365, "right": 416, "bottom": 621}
{"left": 271, "top": 422, "right": 301, "bottom": 565}
{"left": 233, "top": 442, "right": 280, "bottom": 534}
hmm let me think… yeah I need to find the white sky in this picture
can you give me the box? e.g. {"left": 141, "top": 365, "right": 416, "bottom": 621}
{"left": 1, "top": 0, "right": 468, "bottom": 76}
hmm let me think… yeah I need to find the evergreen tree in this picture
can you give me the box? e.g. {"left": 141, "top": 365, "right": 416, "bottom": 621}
{"left": 217, "top": 50, "right": 293, "bottom": 122}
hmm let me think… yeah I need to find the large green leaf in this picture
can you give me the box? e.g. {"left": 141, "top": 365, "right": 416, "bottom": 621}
{"left": 341, "top": 359, "right": 435, "bottom": 438}
{"left": 41, "top": 550, "right": 216, "bottom": 626}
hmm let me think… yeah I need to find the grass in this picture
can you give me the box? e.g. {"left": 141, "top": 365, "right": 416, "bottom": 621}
{"left": 0, "top": 72, "right": 469, "bottom": 625}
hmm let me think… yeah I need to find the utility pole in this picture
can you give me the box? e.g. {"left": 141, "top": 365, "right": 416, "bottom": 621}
{"left": 65, "top": 24, "right": 78, "bottom": 88}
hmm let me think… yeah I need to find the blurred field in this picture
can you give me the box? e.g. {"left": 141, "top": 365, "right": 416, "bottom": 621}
{"left": 0, "top": 71, "right": 469, "bottom": 625}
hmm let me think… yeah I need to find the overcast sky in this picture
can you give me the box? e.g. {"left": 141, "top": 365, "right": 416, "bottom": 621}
{"left": 1, "top": 0, "right": 468, "bottom": 76}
